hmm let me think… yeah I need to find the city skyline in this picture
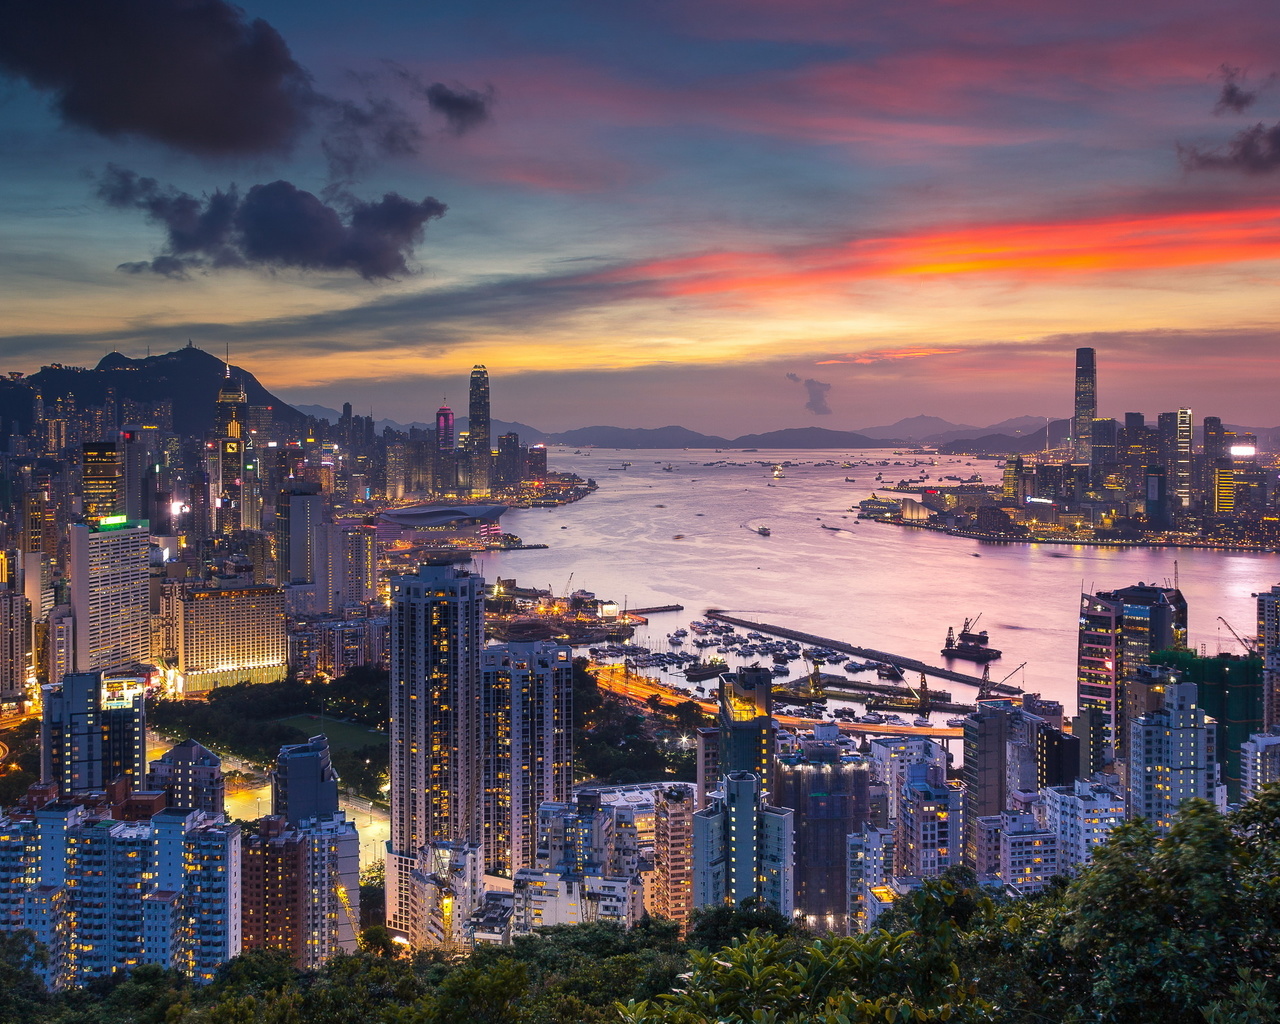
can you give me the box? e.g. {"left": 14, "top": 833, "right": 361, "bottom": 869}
{"left": 3, "top": 2, "right": 1280, "bottom": 431}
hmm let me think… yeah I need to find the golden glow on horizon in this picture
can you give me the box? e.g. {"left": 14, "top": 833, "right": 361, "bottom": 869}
{"left": 4, "top": 202, "right": 1280, "bottom": 391}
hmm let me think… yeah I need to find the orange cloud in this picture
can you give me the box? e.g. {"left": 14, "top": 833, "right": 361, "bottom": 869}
{"left": 580, "top": 204, "right": 1280, "bottom": 300}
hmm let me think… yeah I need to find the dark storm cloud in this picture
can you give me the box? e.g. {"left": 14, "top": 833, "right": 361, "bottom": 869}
{"left": 99, "top": 165, "right": 446, "bottom": 280}
{"left": 0, "top": 1, "right": 493, "bottom": 167}
{"left": 1180, "top": 122, "right": 1280, "bottom": 173}
{"left": 422, "top": 82, "right": 494, "bottom": 135}
{"left": 0, "top": 0, "right": 314, "bottom": 156}
{"left": 786, "top": 372, "right": 832, "bottom": 414}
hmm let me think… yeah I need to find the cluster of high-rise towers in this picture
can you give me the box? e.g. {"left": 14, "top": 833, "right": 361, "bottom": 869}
{"left": 1055, "top": 346, "right": 1264, "bottom": 526}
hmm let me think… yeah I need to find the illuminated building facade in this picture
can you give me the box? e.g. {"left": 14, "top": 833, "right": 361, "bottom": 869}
{"left": 0, "top": 803, "right": 241, "bottom": 989}
{"left": 1125, "top": 681, "right": 1221, "bottom": 831}
{"left": 1076, "top": 583, "right": 1186, "bottom": 768}
{"left": 692, "top": 771, "right": 794, "bottom": 916}
{"left": 1072, "top": 347, "right": 1096, "bottom": 464}
{"left": 160, "top": 581, "right": 287, "bottom": 694}
{"left": 387, "top": 563, "right": 486, "bottom": 938}
{"left": 147, "top": 739, "right": 225, "bottom": 816}
{"left": 775, "top": 752, "right": 870, "bottom": 934}
{"left": 0, "top": 588, "right": 30, "bottom": 704}
{"left": 894, "top": 761, "right": 963, "bottom": 879}
{"left": 242, "top": 736, "right": 360, "bottom": 968}
{"left": 1041, "top": 777, "right": 1125, "bottom": 871}
{"left": 40, "top": 671, "right": 146, "bottom": 799}
{"left": 650, "top": 784, "right": 696, "bottom": 935}
{"left": 479, "top": 641, "right": 573, "bottom": 874}
{"left": 81, "top": 442, "right": 123, "bottom": 521}
{"left": 1259, "top": 584, "right": 1280, "bottom": 729}
{"left": 468, "top": 365, "right": 491, "bottom": 495}
{"left": 68, "top": 519, "right": 151, "bottom": 675}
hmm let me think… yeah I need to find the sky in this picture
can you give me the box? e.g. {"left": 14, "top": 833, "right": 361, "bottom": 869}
{"left": 2, "top": 0, "right": 1280, "bottom": 434}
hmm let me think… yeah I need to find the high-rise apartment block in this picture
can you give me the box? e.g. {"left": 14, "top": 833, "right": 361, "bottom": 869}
{"left": 479, "top": 641, "right": 573, "bottom": 874}
{"left": 1077, "top": 583, "right": 1186, "bottom": 767}
{"left": 242, "top": 735, "right": 359, "bottom": 968}
{"left": 775, "top": 751, "right": 870, "bottom": 934}
{"left": 0, "top": 588, "right": 30, "bottom": 704}
{"left": 387, "top": 563, "right": 486, "bottom": 936}
{"left": 1041, "top": 776, "right": 1125, "bottom": 871}
{"left": 692, "top": 771, "right": 794, "bottom": 916}
{"left": 68, "top": 519, "right": 151, "bottom": 675}
{"left": 650, "top": 784, "right": 696, "bottom": 936}
{"left": 895, "top": 761, "right": 963, "bottom": 878}
{"left": 1257, "top": 584, "right": 1280, "bottom": 728}
{"left": 1240, "top": 728, "right": 1280, "bottom": 801}
{"left": 41, "top": 671, "right": 146, "bottom": 798}
{"left": 0, "top": 803, "right": 240, "bottom": 989}
{"left": 1126, "top": 681, "right": 1222, "bottom": 830}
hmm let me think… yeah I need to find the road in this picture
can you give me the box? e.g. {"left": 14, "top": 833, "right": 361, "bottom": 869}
{"left": 591, "top": 663, "right": 963, "bottom": 739}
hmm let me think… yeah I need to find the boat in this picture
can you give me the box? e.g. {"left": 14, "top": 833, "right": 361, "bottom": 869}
{"left": 941, "top": 625, "right": 1002, "bottom": 662}
{"left": 946, "top": 717, "right": 968, "bottom": 728}
{"left": 756, "top": 526, "right": 771, "bottom": 536}
{"left": 772, "top": 465, "right": 785, "bottom": 479}
{"left": 913, "top": 717, "right": 932, "bottom": 728}
{"left": 958, "top": 615, "right": 989, "bottom": 645}
{"left": 685, "top": 661, "right": 728, "bottom": 682}
{"left": 876, "top": 664, "right": 905, "bottom": 681}
{"left": 844, "top": 477, "right": 857, "bottom": 482}
{"left": 820, "top": 524, "right": 841, "bottom": 531}
{"left": 860, "top": 712, "right": 885, "bottom": 724}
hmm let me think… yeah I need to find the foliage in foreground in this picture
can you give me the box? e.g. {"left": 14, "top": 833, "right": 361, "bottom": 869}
{"left": 6, "top": 789, "right": 1280, "bottom": 1023}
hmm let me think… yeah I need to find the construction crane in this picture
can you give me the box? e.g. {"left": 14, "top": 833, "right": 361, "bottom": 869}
{"left": 977, "top": 662, "right": 1026, "bottom": 701}
{"left": 1217, "top": 616, "right": 1257, "bottom": 655}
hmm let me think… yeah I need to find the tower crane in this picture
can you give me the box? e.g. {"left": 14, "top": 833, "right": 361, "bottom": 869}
{"left": 977, "top": 662, "right": 1026, "bottom": 701}
{"left": 1216, "top": 616, "right": 1257, "bottom": 655}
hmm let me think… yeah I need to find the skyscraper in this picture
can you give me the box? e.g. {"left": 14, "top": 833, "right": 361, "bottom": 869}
{"left": 387, "top": 563, "right": 486, "bottom": 937}
{"left": 81, "top": 442, "right": 124, "bottom": 522}
{"left": 468, "top": 365, "right": 492, "bottom": 495}
{"left": 1072, "top": 347, "right": 1097, "bottom": 464}
{"left": 1076, "top": 583, "right": 1187, "bottom": 766}
{"left": 147, "top": 738, "right": 225, "bottom": 815}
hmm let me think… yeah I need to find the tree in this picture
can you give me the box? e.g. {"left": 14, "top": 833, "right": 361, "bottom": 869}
{"left": 618, "top": 929, "right": 995, "bottom": 1024}
{"left": 685, "top": 899, "right": 799, "bottom": 950}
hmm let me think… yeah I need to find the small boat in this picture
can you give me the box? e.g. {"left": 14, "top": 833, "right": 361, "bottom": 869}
{"left": 860, "top": 712, "right": 885, "bottom": 724}
{"left": 913, "top": 717, "right": 931, "bottom": 728}
{"left": 820, "top": 524, "right": 841, "bottom": 531}
{"left": 756, "top": 526, "right": 771, "bottom": 536}
{"left": 946, "top": 717, "right": 968, "bottom": 728}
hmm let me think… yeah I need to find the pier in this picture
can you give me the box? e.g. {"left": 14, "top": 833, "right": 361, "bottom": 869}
{"left": 704, "top": 609, "right": 1023, "bottom": 695}
{"left": 628, "top": 604, "right": 685, "bottom": 615}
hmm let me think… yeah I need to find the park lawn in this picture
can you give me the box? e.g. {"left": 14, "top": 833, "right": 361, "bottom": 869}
{"left": 275, "top": 714, "right": 386, "bottom": 753}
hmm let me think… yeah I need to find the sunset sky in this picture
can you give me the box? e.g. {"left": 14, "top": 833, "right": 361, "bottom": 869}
{"left": 2, "top": 0, "right": 1280, "bottom": 433}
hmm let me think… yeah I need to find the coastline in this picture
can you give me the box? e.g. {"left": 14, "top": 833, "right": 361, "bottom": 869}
{"left": 877, "top": 517, "right": 1278, "bottom": 554}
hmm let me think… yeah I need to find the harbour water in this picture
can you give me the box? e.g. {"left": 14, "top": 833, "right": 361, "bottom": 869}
{"left": 477, "top": 448, "right": 1277, "bottom": 716}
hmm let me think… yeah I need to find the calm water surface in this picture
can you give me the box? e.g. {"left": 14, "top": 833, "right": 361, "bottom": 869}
{"left": 476, "top": 448, "right": 1278, "bottom": 715}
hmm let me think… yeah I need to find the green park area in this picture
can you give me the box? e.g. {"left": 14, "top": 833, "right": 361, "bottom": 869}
{"left": 275, "top": 714, "right": 386, "bottom": 752}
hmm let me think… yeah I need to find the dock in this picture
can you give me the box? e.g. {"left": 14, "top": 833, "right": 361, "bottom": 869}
{"left": 817, "top": 676, "right": 976, "bottom": 715}
{"left": 628, "top": 604, "right": 685, "bottom": 615}
{"left": 704, "top": 610, "right": 1022, "bottom": 695}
